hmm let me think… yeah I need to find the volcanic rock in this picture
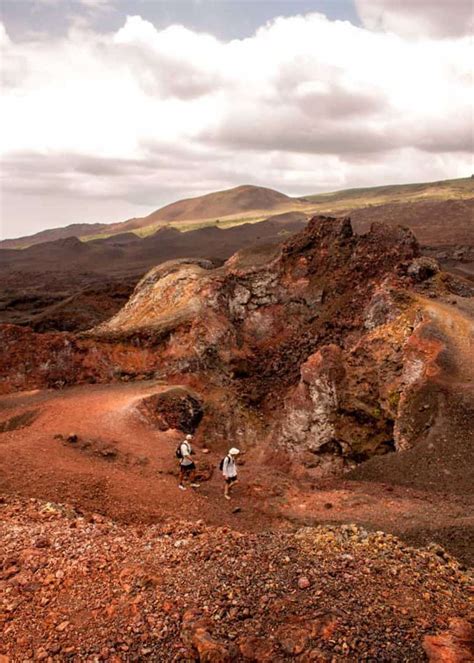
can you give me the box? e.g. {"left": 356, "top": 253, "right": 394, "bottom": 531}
{"left": 137, "top": 387, "right": 204, "bottom": 433}
{"left": 1, "top": 214, "right": 472, "bottom": 478}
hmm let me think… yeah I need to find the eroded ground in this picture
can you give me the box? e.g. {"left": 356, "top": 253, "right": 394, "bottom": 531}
{"left": 1, "top": 381, "right": 473, "bottom": 566}
{"left": 1, "top": 216, "right": 473, "bottom": 661}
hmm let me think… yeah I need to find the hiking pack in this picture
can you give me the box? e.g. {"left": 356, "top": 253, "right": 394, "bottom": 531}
{"left": 219, "top": 455, "right": 230, "bottom": 471}
{"left": 176, "top": 441, "right": 190, "bottom": 460}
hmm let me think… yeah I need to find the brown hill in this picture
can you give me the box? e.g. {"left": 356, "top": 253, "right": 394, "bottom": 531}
{"left": 2, "top": 176, "right": 472, "bottom": 250}
{"left": 116, "top": 184, "right": 297, "bottom": 231}
{"left": 0, "top": 185, "right": 298, "bottom": 248}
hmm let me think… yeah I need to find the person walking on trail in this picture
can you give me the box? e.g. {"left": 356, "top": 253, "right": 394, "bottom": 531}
{"left": 177, "top": 434, "right": 200, "bottom": 491}
{"left": 221, "top": 448, "right": 240, "bottom": 500}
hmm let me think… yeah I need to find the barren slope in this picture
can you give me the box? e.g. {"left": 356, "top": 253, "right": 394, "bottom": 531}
{"left": 137, "top": 184, "right": 298, "bottom": 225}
{"left": 1, "top": 378, "right": 473, "bottom": 564}
{"left": 2, "top": 494, "right": 471, "bottom": 662}
{"left": 1, "top": 216, "right": 473, "bottom": 560}
{"left": 4, "top": 175, "right": 471, "bottom": 250}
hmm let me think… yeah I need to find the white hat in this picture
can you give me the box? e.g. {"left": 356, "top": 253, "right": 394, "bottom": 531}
{"left": 186, "top": 434, "right": 193, "bottom": 440}
{"left": 228, "top": 447, "right": 240, "bottom": 455}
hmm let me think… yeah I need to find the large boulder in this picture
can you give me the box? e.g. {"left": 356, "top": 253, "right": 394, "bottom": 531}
{"left": 137, "top": 387, "right": 204, "bottom": 434}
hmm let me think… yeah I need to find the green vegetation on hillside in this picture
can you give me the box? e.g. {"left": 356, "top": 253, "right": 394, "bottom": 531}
{"left": 9, "top": 176, "right": 472, "bottom": 248}
{"left": 304, "top": 176, "right": 473, "bottom": 208}
{"left": 130, "top": 176, "right": 473, "bottom": 240}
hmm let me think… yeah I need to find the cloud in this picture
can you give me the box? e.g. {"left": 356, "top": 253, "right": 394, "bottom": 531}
{"left": 79, "top": 0, "right": 113, "bottom": 8}
{"left": 34, "top": 0, "right": 113, "bottom": 7}
{"left": 355, "top": 0, "right": 473, "bottom": 39}
{"left": 0, "top": 11, "right": 472, "bottom": 238}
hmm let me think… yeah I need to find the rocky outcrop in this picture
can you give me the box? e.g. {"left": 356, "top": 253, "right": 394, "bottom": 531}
{"left": 1, "top": 215, "right": 472, "bottom": 474}
{"left": 279, "top": 345, "right": 347, "bottom": 473}
{"left": 86, "top": 216, "right": 421, "bottom": 397}
{"left": 137, "top": 387, "right": 204, "bottom": 434}
{"left": 181, "top": 610, "right": 233, "bottom": 662}
{"left": 0, "top": 325, "right": 164, "bottom": 394}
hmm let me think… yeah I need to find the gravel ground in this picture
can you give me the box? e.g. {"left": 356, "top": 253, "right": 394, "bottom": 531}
{"left": 1, "top": 495, "right": 472, "bottom": 662}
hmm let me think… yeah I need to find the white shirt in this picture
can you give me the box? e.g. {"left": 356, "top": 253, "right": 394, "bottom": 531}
{"left": 180, "top": 441, "right": 193, "bottom": 466}
{"left": 222, "top": 455, "right": 237, "bottom": 478}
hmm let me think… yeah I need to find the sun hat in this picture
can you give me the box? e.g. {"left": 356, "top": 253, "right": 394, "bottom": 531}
{"left": 228, "top": 447, "right": 240, "bottom": 455}
{"left": 186, "top": 434, "right": 193, "bottom": 440}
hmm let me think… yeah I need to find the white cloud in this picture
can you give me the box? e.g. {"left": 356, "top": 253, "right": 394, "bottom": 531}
{"left": 0, "top": 11, "right": 472, "bottom": 238}
{"left": 34, "top": 0, "right": 113, "bottom": 7}
{"left": 355, "top": 0, "right": 473, "bottom": 39}
{"left": 79, "top": 0, "right": 112, "bottom": 8}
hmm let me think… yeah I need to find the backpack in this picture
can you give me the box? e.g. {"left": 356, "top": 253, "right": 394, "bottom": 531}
{"left": 176, "top": 441, "right": 190, "bottom": 460}
{"left": 219, "top": 455, "right": 230, "bottom": 471}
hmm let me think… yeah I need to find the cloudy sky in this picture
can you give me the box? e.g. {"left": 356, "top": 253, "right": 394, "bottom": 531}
{"left": 1, "top": 1, "right": 472, "bottom": 239}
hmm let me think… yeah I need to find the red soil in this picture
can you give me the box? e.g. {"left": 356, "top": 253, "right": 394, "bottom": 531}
{"left": 1, "top": 381, "right": 473, "bottom": 565}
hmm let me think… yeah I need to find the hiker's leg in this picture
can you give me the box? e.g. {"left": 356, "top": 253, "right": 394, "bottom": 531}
{"left": 224, "top": 480, "right": 230, "bottom": 499}
{"left": 186, "top": 463, "right": 198, "bottom": 487}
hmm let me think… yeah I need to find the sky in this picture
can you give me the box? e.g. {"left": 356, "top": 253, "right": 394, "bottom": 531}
{"left": 0, "top": 1, "right": 473, "bottom": 239}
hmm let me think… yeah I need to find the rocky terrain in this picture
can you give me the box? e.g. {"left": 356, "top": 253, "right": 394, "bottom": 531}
{"left": 1, "top": 179, "right": 472, "bottom": 336}
{"left": 1, "top": 495, "right": 472, "bottom": 662}
{"left": 1, "top": 212, "right": 473, "bottom": 661}
{"left": 2, "top": 215, "right": 473, "bottom": 456}
{"left": 0, "top": 215, "right": 307, "bottom": 332}
{"left": 348, "top": 198, "right": 474, "bottom": 248}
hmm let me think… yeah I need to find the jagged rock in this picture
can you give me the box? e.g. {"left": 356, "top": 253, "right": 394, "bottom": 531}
{"left": 192, "top": 629, "right": 231, "bottom": 663}
{"left": 297, "top": 576, "right": 311, "bottom": 589}
{"left": 137, "top": 387, "right": 203, "bottom": 433}
{"left": 239, "top": 637, "right": 278, "bottom": 661}
{"left": 279, "top": 345, "right": 345, "bottom": 454}
{"left": 408, "top": 257, "right": 440, "bottom": 282}
{"left": 181, "top": 610, "right": 231, "bottom": 662}
{"left": 1, "top": 213, "right": 469, "bottom": 475}
{"left": 277, "top": 623, "right": 309, "bottom": 655}
{"left": 364, "top": 280, "right": 401, "bottom": 330}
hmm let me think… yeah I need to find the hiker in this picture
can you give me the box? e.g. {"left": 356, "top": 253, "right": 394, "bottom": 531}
{"left": 221, "top": 447, "right": 240, "bottom": 500}
{"left": 177, "top": 434, "right": 199, "bottom": 491}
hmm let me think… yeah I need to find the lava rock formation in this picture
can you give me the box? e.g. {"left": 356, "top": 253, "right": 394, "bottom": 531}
{"left": 1, "top": 215, "right": 472, "bottom": 477}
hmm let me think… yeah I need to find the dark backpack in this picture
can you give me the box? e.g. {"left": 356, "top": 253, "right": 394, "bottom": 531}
{"left": 219, "top": 455, "right": 230, "bottom": 471}
{"left": 176, "top": 441, "right": 189, "bottom": 460}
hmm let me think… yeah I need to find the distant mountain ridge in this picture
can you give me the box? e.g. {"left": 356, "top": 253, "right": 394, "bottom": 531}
{"left": 2, "top": 176, "right": 472, "bottom": 250}
{"left": 1, "top": 184, "right": 298, "bottom": 249}
{"left": 1, "top": 222, "right": 109, "bottom": 250}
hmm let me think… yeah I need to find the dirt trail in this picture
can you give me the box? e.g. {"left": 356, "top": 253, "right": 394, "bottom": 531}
{"left": 0, "top": 382, "right": 282, "bottom": 532}
{"left": 1, "top": 380, "right": 473, "bottom": 564}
